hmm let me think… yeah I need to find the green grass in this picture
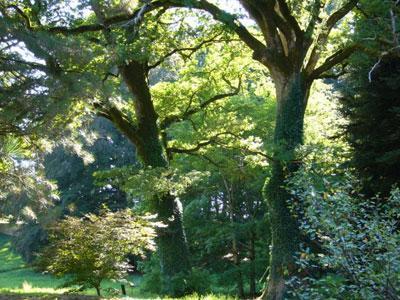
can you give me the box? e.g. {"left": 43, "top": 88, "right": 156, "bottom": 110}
{"left": 0, "top": 234, "right": 154, "bottom": 298}
{"left": 0, "top": 234, "right": 233, "bottom": 299}
{"left": 0, "top": 233, "right": 25, "bottom": 272}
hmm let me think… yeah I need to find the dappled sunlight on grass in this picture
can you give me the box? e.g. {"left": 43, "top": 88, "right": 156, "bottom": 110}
{"left": 0, "top": 234, "right": 232, "bottom": 299}
{"left": 0, "top": 268, "right": 67, "bottom": 293}
{"left": 0, "top": 233, "right": 152, "bottom": 298}
{"left": 0, "top": 235, "right": 25, "bottom": 272}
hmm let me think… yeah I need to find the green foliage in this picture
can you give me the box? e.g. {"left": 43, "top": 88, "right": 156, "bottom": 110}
{"left": 0, "top": 136, "right": 53, "bottom": 202}
{"left": 37, "top": 209, "right": 157, "bottom": 295}
{"left": 338, "top": 0, "right": 400, "bottom": 197}
{"left": 140, "top": 255, "right": 212, "bottom": 297}
{"left": 288, "top": 167, "right": 400, "bottom": 299}
{"left": 10, "top": 117, "right": 136, "bottom": 263}
{"left": 11, "top": 223, "right": 48, "bottom": 263}
{"left": 339, "top": 54, "right": 400, "bottom": 197}
{"left": 0, "top": 234, "right": 151, "bottom": 298}
{"left": 95, "top": 165, "right": 207, "bottom": 205}
{"left": 44, "top": 117, "right": 136, "bottom": 214}
{"left": 2, "top": 1, "right": 399, "bottom": 299}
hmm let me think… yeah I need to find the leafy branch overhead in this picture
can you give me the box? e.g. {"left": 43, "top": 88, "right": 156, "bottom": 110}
{"left": 2, "top": 1, "right": 394, "bottom": 299}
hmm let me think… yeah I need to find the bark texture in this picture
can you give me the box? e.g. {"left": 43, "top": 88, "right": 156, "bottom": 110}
{"left": 261, "top": 73, "right": 309, "bottom": 300}
{"left": 122, "top": 61, "right": 191, "bottom": 293}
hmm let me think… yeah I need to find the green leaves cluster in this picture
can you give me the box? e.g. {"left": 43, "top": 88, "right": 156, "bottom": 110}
{"left": 288, "top": 169, "right": 400, "bottom": 299}
{"left": 37, "top": 208, "right": 157, "bottom": 295}
{"left": 95, "top": 165, "right": 208, "bottom": 203}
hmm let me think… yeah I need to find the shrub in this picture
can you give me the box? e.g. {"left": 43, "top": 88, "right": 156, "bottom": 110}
{"left": 37, "top": 208, "right": 157, "bottom": 296}
{"left": 288, "top": 168, "right": 400, "bottom": 299}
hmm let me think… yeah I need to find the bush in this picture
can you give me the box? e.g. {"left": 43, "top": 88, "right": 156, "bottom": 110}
{"left": 12, "top": 222, "right": 48, "bottom": 263}
{"left": 37, "top": 208, "right": 157, "bottom": 296}
{"left": 288, "top": 168, "right": 400, "bottom": 299}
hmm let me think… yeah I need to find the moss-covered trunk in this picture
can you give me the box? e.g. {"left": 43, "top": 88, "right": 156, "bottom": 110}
{"left": 261, "top": 73, "right": 309, "bottom": 300}
{"left": 119, "top": 61, "right": 191, "bottom": 293}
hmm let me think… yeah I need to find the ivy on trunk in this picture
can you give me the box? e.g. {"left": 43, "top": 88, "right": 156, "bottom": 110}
{"left": 160, "top": 0, "right": 359, "bottom": 298}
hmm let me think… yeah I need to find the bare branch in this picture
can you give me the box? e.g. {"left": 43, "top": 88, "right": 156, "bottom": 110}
{"left": 368, "top": 57, "right": 382, "bottom": 83}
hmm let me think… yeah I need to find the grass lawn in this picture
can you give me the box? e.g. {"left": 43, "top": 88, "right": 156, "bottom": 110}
{"left": 0, "top": 234, "right": 153, "bottom": 298}
{"left": 0, "top": 234, "right": 233, "bottom": 299}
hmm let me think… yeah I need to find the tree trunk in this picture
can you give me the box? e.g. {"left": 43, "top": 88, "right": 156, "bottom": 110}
{"left": 118, "top": 61, "right": 191, "bottom": 294}
{"left": 95, "top": 285, "right": 101, "bottom": 297}
{"left": 155, "top": 194, "right": 191, "bottom": 294}
{"left": 233, "top": 236, "right": 245, "bottom": 299}
{"left": 261, "top": 73, "right": 309, "bottom": 300}
{"left": 249, "top": 230, "right": 256, "bottom": 298}
{"left": 224, "top": 179, "right": 244, "bottom": 299}
{"left": 121, "top": 284, "right": 126, "bottom": 296}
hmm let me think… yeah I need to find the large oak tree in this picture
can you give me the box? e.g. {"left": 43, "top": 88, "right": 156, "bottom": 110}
{"left": 154, "top": 0, "right": 359, "bottom": 298}
{"left": 0, "top": 0, "right": 242, "bottom": 294}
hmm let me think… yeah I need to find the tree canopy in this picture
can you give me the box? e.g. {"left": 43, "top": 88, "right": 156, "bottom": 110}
{"left": 0, "top": 1, "right": 399, "bottom": 299}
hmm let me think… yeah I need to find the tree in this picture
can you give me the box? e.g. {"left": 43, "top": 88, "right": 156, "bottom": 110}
{"left": 11, "top": 116, "right": 137, "bottom": 262}
{"left": 172, "top": 88, "right": 274, "bottom": 297}
{"left": 288, "top": 165, "right": 400, "bottom": 299}
{"left": 37, "top": 209, "right": 157, "bottom": 296}
{"left": 44, "top": 117, "right": 136, "bottom": 214}
{"left": 0, "top": 0, "right": 361, "bottom": 297}
{"left": 0, "top": 134, "right": 58, "bottom": 233}
{"left": 339, "top": 0, "right": 400, "bottom": 198}
{"left": 0, "top": 1, "right": 242, "bottom": 293}
{"left": 147, "top": 1, "right": 360, "bottom": 298}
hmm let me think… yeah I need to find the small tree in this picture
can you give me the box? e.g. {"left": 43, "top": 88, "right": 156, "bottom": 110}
{"left": 37, "top": 209, "right": 157, "bottom": 296}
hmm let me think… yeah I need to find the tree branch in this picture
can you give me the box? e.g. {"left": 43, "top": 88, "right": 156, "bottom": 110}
{"left": 326, "top": 0, "right": 359, "bottom": 31}
{"left": 305, "top": 0, "right": 358, "bottom": 74}
{"left": 3, "top": 5, "right": 33, "bottom": 29}
{"left": 147, "top": 32, "right": 224, "bottom": 70}
{"left": 160, "top": 78, "right": 241, "bottom": 129}
{"left": 305, "top": 0, "right": 322, "bottom": 40}
{"left": 45, "top": 1, "right": 167, "bottom": 35}
{"left": 0, "top": 56, "right": 48, "bottom": 72}
{"left": 167, "top": 131, "right": 234, "bottom": 155}
{"left": 94, "top": 103, "right": 140, "bottom": 146}
{"left": 168, "top": 139, "right": 214, "bottom": 154}
{"left": 309, "top": 44, "right": 358, "bottom": 80}
{"left": 276, "top": 0, "right": 303, "bottom": 38}
{"left": 164, "top": 0, "right": 266, "bottom": 53}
